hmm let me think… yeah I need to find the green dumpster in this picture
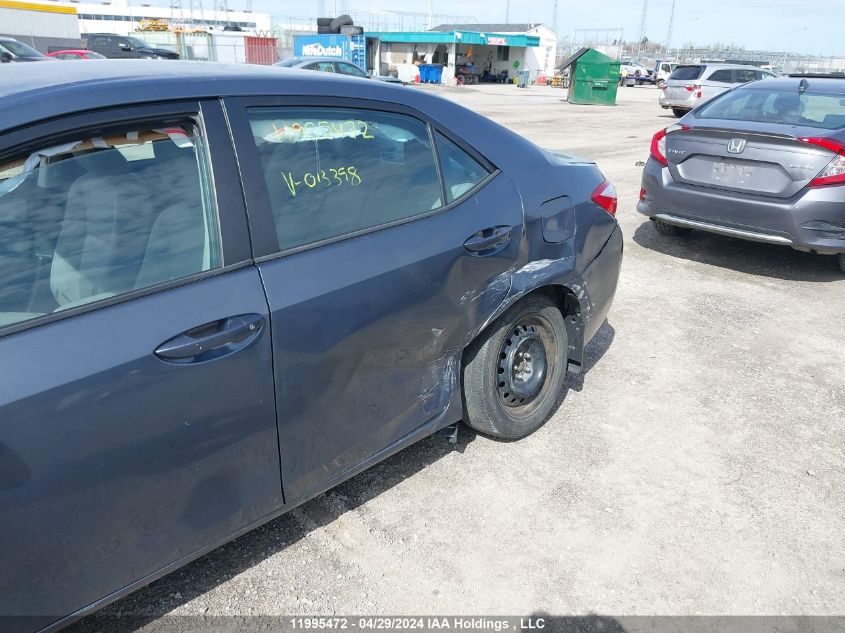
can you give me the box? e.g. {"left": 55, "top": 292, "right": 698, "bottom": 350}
{"left": 559, "top": 48, "right": 621, "bottom": 106}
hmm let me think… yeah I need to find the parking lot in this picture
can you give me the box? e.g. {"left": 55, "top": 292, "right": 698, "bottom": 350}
{"left": 78, "top": 83, "right": 844, "bottom": 626}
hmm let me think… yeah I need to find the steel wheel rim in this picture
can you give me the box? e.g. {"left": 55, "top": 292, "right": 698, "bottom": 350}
{"left": 496, "top": 320, "right": 548, "bottom": 408}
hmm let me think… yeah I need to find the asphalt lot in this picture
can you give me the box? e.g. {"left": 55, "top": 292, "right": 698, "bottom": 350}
{"left": 75, "top": 82, "right": 845, "bottom": 628}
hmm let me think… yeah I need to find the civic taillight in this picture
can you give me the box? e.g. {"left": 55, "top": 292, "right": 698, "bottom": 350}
{"left": 591, "top": 180, "right": 618, "bottom": 216}
{"left": 650, "top": 124, "right": 690, "bottom": 167}
{"left": 800, "top": 137, "right": 845, "bottom": 187}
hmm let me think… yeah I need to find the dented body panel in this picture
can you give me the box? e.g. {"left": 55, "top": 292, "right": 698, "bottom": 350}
{"left": 0, "top": 62, "right": 622, "bottom": 631}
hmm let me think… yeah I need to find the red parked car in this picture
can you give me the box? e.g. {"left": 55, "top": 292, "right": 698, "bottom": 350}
{"left": 46, "top": 49, "right": 106, "bottom": 60}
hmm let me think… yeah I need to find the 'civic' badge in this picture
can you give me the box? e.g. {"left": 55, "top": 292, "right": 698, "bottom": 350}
{"left": 727, "top": 138, "right": 747, "bottom": 154}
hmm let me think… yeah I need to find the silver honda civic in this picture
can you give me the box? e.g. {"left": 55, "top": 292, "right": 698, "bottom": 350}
{"left": 638, "top": 75, "right": 845, "bottom": 272}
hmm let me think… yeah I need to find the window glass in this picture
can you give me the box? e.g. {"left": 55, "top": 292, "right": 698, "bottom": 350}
{"left": 0, "top": 123, "right": 221, "bottom": 331}
{"left": 337, "top": 62, "right": 367, "bottom": 77}
{"left": 248, "top": 107, "right": 443, "bottom": 252}
{"left": 707, "top": 69, "right": 733, "bottom": 83}
{"left": 434, "top": 132, "right": 489, "bottom": 203}
{"left": 735, "top": 68, "right": 759, "bottom": 83}
{"left": 314, "top": 62, "right": 334, "bottom": 72}
{"left": 696, "top": 88, "right": 845, "bottom": 129}
{"left": 0, "top": 39, "right": 41, "bottom": 57}
{"left": 670, "top": 65, "right": 704, "bottom": 81}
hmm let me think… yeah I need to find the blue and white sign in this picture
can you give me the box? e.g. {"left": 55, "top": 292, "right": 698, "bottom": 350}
{"left": 294, "top": 34, "right": 367, "bottom": 68}
{"left": 295, "top": 35, "right": 349, "bottom": 59}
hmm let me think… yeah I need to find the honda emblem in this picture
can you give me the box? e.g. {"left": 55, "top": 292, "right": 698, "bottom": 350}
{"left": 727, "top": 138, "right": 747, "bottom": 154}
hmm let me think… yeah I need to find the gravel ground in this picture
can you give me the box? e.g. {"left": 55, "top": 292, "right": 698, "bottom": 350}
{"left": 72, "top": 83, "right": 845, "bottom": 629}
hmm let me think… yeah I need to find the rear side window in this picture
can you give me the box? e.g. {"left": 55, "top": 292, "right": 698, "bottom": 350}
{"left": 337, "top": 62, "right": 367, "bottom": 77}
{"left": 0, "top": 123, "right": 221, "bottom": 331}
{"left": 735, "top": 68, "right": 759, "bottom": 83}
{"left": 707, "top": 69, "right": 733, "bottom": 83}
{"left": 311, "top": 62, "right": 334, "bottom": 73}
{"left": 696, "top": 88, "right": 845, "bottom": 129}
{"left": 670, "top": 65, "right": 704, "bottom": 81}
{"left": 248, "top": 107, "right": 444, "bottom": 251}
{"left": 434, "top": 132, "right": 489, "bottom": 203}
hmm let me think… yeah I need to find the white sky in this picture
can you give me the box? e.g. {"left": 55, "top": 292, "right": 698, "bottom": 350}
{"left": 251, "top": 0, "right": 842, "bottom": 57}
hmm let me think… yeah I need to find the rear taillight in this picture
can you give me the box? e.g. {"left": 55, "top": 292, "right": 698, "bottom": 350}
{"left": 800, "top": 137, "right": 845, "bottom": 187}
{"left": 639, "top": 187, "right": 646, "bottom": 201}
{"left": 684, "top": 83, "right": 702, "bottom": 98}
{"left": 650, "top": 124, "right": 690, "bottom": 167}
{"left": 591, "top": 180, "right": 618, "bottom": 216}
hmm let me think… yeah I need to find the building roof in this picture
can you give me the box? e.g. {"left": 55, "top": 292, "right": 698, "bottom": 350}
{"left": 368, "top": 30, "right": 541, "bottom": 47}
{"left": 431, "top": 23, "right": 546, "bottom": 33}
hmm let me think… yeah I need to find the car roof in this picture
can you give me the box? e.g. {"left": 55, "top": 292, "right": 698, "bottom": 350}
{"left": 280, "top": 57, "right": 358, "bottom": 65}
{"left": 678, "top": 63, "right": 766, "bottom": 70}
{"left": 0, "top": 36, "right": 20, "bottom": 42}
{"left": 0, "top": 60, "right": 417, "bottom": 131}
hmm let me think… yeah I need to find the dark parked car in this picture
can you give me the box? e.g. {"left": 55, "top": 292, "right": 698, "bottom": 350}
{"left": 275, "top": 56, "right": 404, "bottom": 83}
{"left": 0, "top": 61, "right": 621, "bottom": 630}
{"left": 0, "top": 36, "right": 52, "bottom": 63}
{"left": 83, "top": 33, "right": 179, "bottom": 59}
{"left": 640, "top": 76, "right": 845, "bottom": 272}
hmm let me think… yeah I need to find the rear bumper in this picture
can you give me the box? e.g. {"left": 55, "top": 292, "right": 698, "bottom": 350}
{"left": 639, "top": 158, "right": 845, "bottom": 254}
{"left": 659, "top": 94, "right": 697, "bottom": 109}
{"left": 581, "top": 224, "right": 623, "bottom": 344}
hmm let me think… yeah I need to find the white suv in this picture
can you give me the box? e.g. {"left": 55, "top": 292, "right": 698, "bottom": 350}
{"left": 659, "top": 63, "right": 777, "bottom": 116}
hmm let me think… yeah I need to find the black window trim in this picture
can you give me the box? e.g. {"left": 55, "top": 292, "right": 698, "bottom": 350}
{"left": 0, "top": 99, "right": 253, "bottom": 340}
{"left": 224, "top": 95, "right": 500, "bottom": 262}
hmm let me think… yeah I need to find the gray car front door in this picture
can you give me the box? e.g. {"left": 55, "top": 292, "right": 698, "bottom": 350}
{"left": 0, "top": 101, "right": 282, "bottom": 628}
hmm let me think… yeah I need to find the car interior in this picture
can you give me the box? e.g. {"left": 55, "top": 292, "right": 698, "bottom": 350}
{"left": 0, "top": 126, "right": 218, "bottom": 329}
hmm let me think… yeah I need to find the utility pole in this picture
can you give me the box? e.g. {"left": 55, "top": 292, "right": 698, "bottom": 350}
{"left": 551, "top": 0, "right": 558, "bottom": 35}
{"left": 665, "top": 0, "right": 676, "bottom": 58}
{"left": 428, "top": 0, "right": 433, "bottom": 30}
{"left": 505, "top": 0, "right": 510, "bottom": 23}
{"left": 636, "top": 0, "right": 648, "bottom": 58}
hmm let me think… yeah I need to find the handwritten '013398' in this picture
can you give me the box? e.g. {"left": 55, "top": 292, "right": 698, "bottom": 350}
{"left": 281, "top": 166, "right": 362, "bottom": 197}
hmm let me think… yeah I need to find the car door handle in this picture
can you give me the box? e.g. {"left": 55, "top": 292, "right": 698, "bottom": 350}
{"left": 155, "top": 314, "right": 264, "bottom": 362}
{"left": 463, "top": 226, "right": 512, "bottom": 254}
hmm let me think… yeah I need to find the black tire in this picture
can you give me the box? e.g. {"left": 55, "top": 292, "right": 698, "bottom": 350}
{"left": 672, "top": 107, "right": 688, "bottom": 118}
{"left": 837, "top": 253, "right": 845, "bottom": 273}
{"left": 657, "top": 79, "right": 667, "bottom": 89}
{"left": 462, "top": 294, "right": 568, "bottom": 439}
{"left": 653, "top": 218, "right": 693, "bottom": 236}
{"left": 330, "top": 14, "right": 354, "bottom": 32}
{"left": 316, "top": 17, "right": 333, "bottom": 26}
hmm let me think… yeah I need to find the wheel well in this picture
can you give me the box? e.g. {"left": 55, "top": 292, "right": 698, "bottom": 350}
{"left": 533, "top": 285, "right": 585, "bottom": 372}
{"left": 461, "top": 285, "right": 585, "bottom": 376}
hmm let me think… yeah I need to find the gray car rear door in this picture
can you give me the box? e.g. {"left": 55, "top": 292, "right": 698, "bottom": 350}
{"left": 0, "top": 100, "right": 282, "bottom": 629}
{"left": 227, "top": 97, "right": 523, "bottom": 503}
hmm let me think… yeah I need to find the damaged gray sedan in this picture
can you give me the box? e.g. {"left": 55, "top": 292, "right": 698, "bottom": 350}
{"left": 0, "top": 61, "right": 622, "bottom": 630}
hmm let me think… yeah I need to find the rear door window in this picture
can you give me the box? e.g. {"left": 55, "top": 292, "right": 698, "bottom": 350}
{"left": 670, "top": 65, "right": 704, "bottom": 81}
{"left": 735, "top": 68, "right": 759, "bottom": 83}
{"left": 707, "top": 69, "right": 733, "bottom": 83}
{"left": 0, "top": 122, "right": 221, "bottom": 330}
{"left": 246, "top": 107, "right": 444, "bottom": 252}
{"left": 336, "top": 62, "right": 367, "bottom": 77}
